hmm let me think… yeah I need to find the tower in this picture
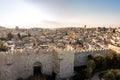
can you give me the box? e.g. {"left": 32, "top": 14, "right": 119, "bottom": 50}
{"left": 53, "top": 46, "right": 74, "bottom": 80}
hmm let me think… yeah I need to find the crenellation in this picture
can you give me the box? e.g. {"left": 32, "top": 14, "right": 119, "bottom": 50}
{"left": 74, "top": 48, "right": 110, "bottom": 67}
{"left": 0, "top": 46, "right": 111, "bottom": 80}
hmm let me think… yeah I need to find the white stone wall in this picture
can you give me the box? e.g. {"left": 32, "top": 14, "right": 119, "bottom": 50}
{"left": 0, "top": 52, "right": 16, "bottom": 80}
{"left": 56, "top": 49, "right": 74, "bottom": 79}
{"left": 0, "top": 48, "right": 110, "bottom": 80}
{"left": 74, "top": 49, "right": 110, "bottom": 67}
{"left": 0, "top": 48, "right": 55, "bottom": 80}
{"left": 53, "top": 50, "right": 60, "bottom": 74}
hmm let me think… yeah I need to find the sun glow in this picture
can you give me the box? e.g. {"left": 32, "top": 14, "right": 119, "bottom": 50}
{"left": 1, "top": 1, "right": 53, "bottom": 28}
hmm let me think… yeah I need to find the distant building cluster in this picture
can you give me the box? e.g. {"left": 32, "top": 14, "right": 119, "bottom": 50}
{"left": 0, "top": 27, "right": 120, "bottom": 51}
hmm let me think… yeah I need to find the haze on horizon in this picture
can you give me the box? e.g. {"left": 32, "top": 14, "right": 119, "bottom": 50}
{"left": 0, "top": 0, "right": 120, "bottom": 28}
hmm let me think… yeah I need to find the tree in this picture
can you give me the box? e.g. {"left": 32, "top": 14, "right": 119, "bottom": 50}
{"left": 7, "top": 32, "right": 14, "bottom": 40}
{"left": 102, "top": 70, "right": 116, "bottom": 80}
{"left": 87, "top": 60, "right": 96, "bottom": 80}
{"left": 0, "top": 43, "right": 7, "bottom": 51}
{"left": 116, "top": 54, "right": 120, "bottom": 68}
{"left": 17, "top": 33, "right": 22, "bottom": 40}
{"left": 87, "top": 55, "right": 93, "bottom": 60}
{"left": 28, "top": 33, "right": 31, "bottom": 37}
{"left": 107, "top": 50, "right": 116, "bottom": 60}
{"left": 0, "top": 37, "right": 8, "bottom": 41}
{"left": 106, "top": 51, "right": 118, "bottom": 68}
{"left": 115, "top": 69, "right": 120, "bottom": 80}
{"left": 15, "top": 26, "right": 19, "bottom": 30}
{"left": 93, "top": 54, "right": 107, "bottom": 71}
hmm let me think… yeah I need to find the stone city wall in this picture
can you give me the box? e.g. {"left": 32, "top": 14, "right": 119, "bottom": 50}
{"left": 0, "top": 48, "right": 55, "bottom": 80}
{"left": 0, "top": 47, "right": 110, "bottom": 80}
{"left": 74, "top": 48, "right": 110, "bottom": 66}
{"left": 55, "top": 48, "right": 74, "bottom": 79}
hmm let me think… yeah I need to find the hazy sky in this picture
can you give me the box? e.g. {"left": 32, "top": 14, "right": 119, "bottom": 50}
{"left": 0, "top": 0, "right": 120, "bottom": 28}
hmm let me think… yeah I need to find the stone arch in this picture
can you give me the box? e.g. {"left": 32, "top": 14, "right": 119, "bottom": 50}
{"left": 33, "top": 62, "right": 42, "bottom": 76}
{"left": 33, "top": 62, "right": 42, "bottom": 67}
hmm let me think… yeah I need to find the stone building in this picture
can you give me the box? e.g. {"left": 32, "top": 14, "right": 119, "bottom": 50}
{"left": 0, "top": 46, "right": 110, "bottom": 80}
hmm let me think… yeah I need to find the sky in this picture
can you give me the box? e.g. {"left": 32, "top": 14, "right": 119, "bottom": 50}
{"left": 0, "top": 0, "right": 120, "bottom": 28}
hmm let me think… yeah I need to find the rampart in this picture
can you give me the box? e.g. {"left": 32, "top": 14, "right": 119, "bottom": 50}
{"left": 0, "top": 48, "right": 55, "bottom": 80}
{"left": 0, "top": 47, "right": 110, "bottom": 80}
{"left": 74, "top": 48, "right": 110, "bottom": 66}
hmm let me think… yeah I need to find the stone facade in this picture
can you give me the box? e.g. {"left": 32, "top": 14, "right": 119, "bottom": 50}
{"left": 74, "top": 49, "right": 110, "bottom": 66}
{"left": 0, "top": 47, "right": 110, "bottom": 80}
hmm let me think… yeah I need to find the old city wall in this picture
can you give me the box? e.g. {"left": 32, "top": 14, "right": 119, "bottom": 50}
{"left": 74, "top": 48, "right": 110, "bottom": 66}
{"left": 0, "top": 48, "right": 55, "bottom": 80}
{"left": 0, "top": 51, "right": 16, "bottom": 80}
{"left": 55, "top": 48, "right": 74, "bottom": 79}
{"left": 0, "top": 47, "right": 111, "bottom": 80}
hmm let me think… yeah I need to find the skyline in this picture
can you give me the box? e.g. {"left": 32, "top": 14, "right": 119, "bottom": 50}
{"left": 0, "top": 0, "right": 120, "bottom": 28}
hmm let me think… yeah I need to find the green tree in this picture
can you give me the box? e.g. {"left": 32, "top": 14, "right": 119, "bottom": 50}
{"left": 7, "top": 32, "right": 14, "bottom": 40}
{"left": 115, "top": 69, "right": 120, "bottom": 80}
{"left": 116, "top": 54, "right": 120, "bottom": 68}
{"left": 0, "top": 37, "right": 8, "bottom": 41}
{"left": 87, "top": 60, "right": 96, "bottom": 80}
{"left": 103, "top": 70, "right": 116, "bottom": 80}
{"left": 93, "top": 54, "right": 107, "bottom": 71}
{"left": 17, "top": 33, "right": 22, "bottom": 40}
{"left": 28, "top": 33, "right": 31, "bottom": 37}
{"left": 0, "top": 43, "right": 7, "bottom": 51}
{"left": 106, "top": 51, "right": 118, "bottom": 68}
{"left": 87, "top": 55, "right": 93, "bottom": 60}
{"left": 107, "top": 50, "right": 116, "bottom": 60}
{"left": 15, "top": 26, "right": 19, "bottom": 30}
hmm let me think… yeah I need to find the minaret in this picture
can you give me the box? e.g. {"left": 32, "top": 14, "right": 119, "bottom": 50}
{"left": 84, "top": 25, "right": 86, "bottom": 32}
{"left": 84, "top": 25, "right": 86, "bottom": 29}
{"left": 83, "top": 25, "right": 86, "bottom": 49}
{"left": 83, "top": 25, "right": 86, "bottom": 40}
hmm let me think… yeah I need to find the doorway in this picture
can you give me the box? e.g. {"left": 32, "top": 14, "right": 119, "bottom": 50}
{"left": 52, "top": 72, "right": 57, "bottom": 80}
{"left": 33, "top": 66, "right": 41, "bottom": 76}
{"left": 33, "top": 62, "right": 42, "bottom": 76}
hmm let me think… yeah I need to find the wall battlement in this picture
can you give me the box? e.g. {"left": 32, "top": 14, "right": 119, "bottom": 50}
{"left": 74, "top": 48, "right": 110, "bottom": 66}
{"left": 75, "top": 48, "right": 110, "bottom": 54}
{"left": 0, "top": 47, "right": 110, "bottom": 80}
{"left": 0, "top": 47, "right": 109, "bottom": 56}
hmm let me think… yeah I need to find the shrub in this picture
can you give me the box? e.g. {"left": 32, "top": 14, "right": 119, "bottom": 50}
{"left": 87, "top": 59, "right": 96, "bottom": 80}
{"left": 7, "top": 32, "right": 14, "bottom": 40}
{"left": 99, "top": 69, "right": 120, "bottom": 80}
{"left": 0, "top": 43, "right": 7, "bottom": 51}
{"left": 93, "top": 54, "right": 107, "bottom": 71}
{"left": 0, "top": 37, "right": 9, "bottom": 41}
